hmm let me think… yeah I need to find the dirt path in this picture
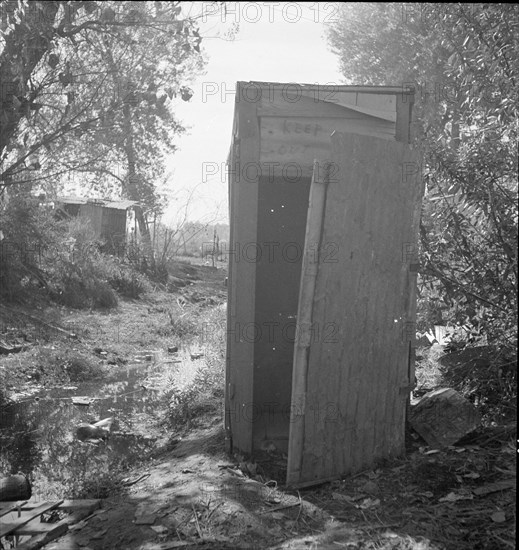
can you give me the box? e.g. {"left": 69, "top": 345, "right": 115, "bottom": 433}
{"left": 45, "top": 418, "right": 332, "bottom": 550}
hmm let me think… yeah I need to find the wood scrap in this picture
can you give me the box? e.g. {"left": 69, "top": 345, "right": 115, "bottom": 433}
{"left": 0, "top": 500, "right": 64, "bottom": 537}
{"left": 473, "top": 479, "right": 516, "bottom": 496}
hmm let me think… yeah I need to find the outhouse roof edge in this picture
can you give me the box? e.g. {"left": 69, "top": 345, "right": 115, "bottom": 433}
{"left": 236, "top": 81, "right": 414, "bottom": 95}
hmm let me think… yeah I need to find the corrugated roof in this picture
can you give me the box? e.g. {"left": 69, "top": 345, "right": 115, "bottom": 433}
{"left": 57, "top": 196, "right": 140, "bottom": 210}
{"left": 58, "top": 195, "right": 87, "bottom": 205}
{"left": 103, "top": 199, "right": 140, "bottom": 210}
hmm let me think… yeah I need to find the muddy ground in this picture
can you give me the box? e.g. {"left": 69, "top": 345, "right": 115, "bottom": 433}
{"left": 0, "top": 260, "right": 515, "bottom": 550}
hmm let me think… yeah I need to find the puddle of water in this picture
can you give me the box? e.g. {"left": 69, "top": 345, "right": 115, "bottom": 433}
{"left": 0, "top": 359, "right": 175, "bottom": 501}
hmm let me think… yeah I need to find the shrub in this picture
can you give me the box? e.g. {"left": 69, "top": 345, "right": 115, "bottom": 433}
{"left": 0, "top": 189, "right": 57, "bottom": 300}
{"left": 164, "top": 353, "right": 224, "bottom": 428}
{"left": 63, "top": 351, "right": 105, "bottom": 382}
{"left": 105, "top": 258, "right": 150, "bottom": 299}
{"left": 44, "top": 219, "right": 151, "bottom": 307}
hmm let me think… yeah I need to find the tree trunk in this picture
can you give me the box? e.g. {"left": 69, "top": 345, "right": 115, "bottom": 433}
{"left": 123, "top": 102, "right": 150, "bottom": 243}
{"left": 0, "top": 2, "right": 61, "bottom": 161}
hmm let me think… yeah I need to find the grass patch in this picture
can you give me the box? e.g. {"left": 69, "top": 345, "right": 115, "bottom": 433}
{"left": 161, "top": 304, "right": 226, "bottom": 430}
{"left": 414, "top": 345, "right": 446, "bottom": 395}
{"left": 164, "top": 356, "right": 224, "bottom": 429}
{"left": 24, "top": 347, "right": 105, "bottom": 385}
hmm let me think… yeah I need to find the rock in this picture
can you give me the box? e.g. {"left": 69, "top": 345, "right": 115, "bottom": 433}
{"left": 0, "top": 474, "right": 32, "bottom": 501}
{"left": 408, "top": 388, "right": 480, "bottom": 448}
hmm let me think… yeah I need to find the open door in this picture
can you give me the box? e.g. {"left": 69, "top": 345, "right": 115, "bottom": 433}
{"left": 287, "top": 132, "right": 423, "bottom": 487}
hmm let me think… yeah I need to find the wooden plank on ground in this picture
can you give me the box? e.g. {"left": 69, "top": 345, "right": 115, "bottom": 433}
{"left": 0, "top": 501, "right": 28, "bottom": 517}
{"left": 17, "top": 499, "right": 100, "bottom": 513}
{"left": 14, "top": 506, "right": 100, "bottom": 550}
{"left": 16, "top": 515, "right": 69, "bottom": 536}
{"left": 0, "top": 500, "right": 63, "bottom": 537}
{"left": 57, "top": 499, "right": 101, "bottom": 513}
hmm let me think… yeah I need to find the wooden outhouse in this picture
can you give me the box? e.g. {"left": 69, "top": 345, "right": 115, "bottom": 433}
{"left": 225, "top": 82, "right": 422, "bottom": 486}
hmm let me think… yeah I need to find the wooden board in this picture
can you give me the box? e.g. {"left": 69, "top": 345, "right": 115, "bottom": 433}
{"left": 18, "top": 499, "right": 101, "bottom": 513}
{"left": 0, "top": 501, "right": 28, "bottom": 518}
{"left": 287, "top": 133, "right": 423, "bottom": 486}
{"left": 225, "top": 83, "right": 260, "bottom": 454}
{"left": 3, "top": 500, "right": 100, "bottom": 550}
{"left": 287, "top": 161, "right": 330, "bottom": 476}
{"left": 255, "top": 85, "right": 398, "bottom": 121}
{"left": 0, "top": 500, "right": 63, "bottom": 537}
{"left": 260, "top": 116, "right": 395, "bottom": 179}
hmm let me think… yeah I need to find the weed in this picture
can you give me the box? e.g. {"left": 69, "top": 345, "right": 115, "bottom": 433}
{"left": 164, "top": 349, "right": 225, "bottom": 429}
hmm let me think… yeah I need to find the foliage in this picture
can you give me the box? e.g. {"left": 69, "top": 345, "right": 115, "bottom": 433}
{"left": 164, "top": 356, "right": 224, "bottom": 429}
{"left": 0, "top": 189, "right": 56, "bottom": 299}
{"left": 65, "top": 352, "right": 104, "bottom": 381}
{"left": 327, "top": 4, "right": 518, "bottom": 399}
{"left": 125, "top": 240, "right": 169, "bottom": 285}
{"left": 106, "top": 255, "right": 151, "bottom": 298}
{"left": 0, "top": 1, "right": 212, "bottom": 214}
{"left": 163, "top": 305, "right": 225, "bottom": 429}
{"left": 31, "top": 217, "right": 150, "bottom": 307}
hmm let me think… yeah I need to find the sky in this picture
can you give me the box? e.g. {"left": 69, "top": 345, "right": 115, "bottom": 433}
{"left": 162, "top": 2, "right": 344, "bottom": 226}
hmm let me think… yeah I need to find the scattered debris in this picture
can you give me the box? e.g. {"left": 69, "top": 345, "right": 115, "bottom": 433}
{"left": 134, "top": 514, "right": 156, "bottom": 525}
{"left": 122, "top": 473, "right": 151, "bottom": 487}
{"left": 71, "top": 396, "right": 94, "bottom": 406}
{"left": 75, "top": 417, "right": 113, "bottom": 441}
{"left": 472, "top": 479, "right": 516, "bottom": 496}
{"left": 490, "top": 510, "right": 506, "bottom": 523}
{"left": 409, "top": 387, "right": 481, "bottom": 447}
{"left": 0, "top": 341, "right": 24, "bottom": 355}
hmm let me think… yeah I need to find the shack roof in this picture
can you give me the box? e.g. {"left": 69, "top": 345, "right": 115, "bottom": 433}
{"left": 57, "top": 196, "right": 140, "bottom": 210}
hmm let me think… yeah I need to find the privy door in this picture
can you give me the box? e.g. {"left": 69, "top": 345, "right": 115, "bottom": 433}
{"left": 287, "top": 132, "right": 423, "bottom": 487}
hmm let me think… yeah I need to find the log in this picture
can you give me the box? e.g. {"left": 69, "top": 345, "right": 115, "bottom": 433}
{"left": 0, "top": 474, "right": 32, "bottom": 501}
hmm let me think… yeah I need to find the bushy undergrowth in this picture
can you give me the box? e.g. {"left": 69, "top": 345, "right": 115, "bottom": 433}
{"left": 105, "top": 257, "right": 150, "bottom": 299}
{"left": 163, "top": 305, "right": 225, "bottom": 429}
{"left": 67, "top": 471, "right": 127, "bottom": 500}
{"left": 47, "top": 219, "right": 151, "bottom": 308}
{"left": 164, "top": 355, "right": 224, "bottom": 428}
{"left": 0, "top": 201, "right": 151, "bottom": 308}
{"left": 28, "top": 348, "right": 106, "bottom": 384}
{"left": 0, "top": 190, "right": 56, "bottom": 300}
